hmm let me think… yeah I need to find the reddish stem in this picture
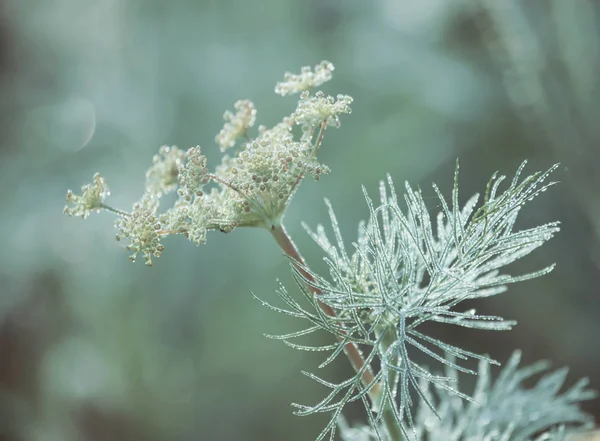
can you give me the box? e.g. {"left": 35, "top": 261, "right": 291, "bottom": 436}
{"left": 270, "top": 223, "right": 378, "bottom": 396}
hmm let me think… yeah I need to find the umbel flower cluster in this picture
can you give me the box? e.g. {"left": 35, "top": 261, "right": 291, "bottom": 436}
{"left": 64, "top": 61, "right": 352, "bottom": 265}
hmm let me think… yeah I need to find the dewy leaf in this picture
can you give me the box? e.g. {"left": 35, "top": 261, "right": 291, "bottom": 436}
{"left": 338, "top": 351, "right": 596, "bottom": 441}
{"left": 412, "top": 351, "right": 597, "bottom": 441}
{"left": 259, "top": 162, "right": 568, "bottom": 438}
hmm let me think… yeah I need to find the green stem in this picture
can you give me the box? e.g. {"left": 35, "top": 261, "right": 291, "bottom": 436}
{"left": 375, "top": 326, "right": 404, "bottom": 441}
{"left": 310, "top": 119, "right": 328, "bottom": 157}
{"left": 99, "top": 203, "right": 130, "bottom": 217}
{"left": 382, "top": 407, "right": 404, "bottom": 441}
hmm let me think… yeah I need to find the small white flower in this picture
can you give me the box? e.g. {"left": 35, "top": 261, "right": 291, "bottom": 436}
{"left": 64, "top": 173, "right": 109, "bottom": 218}
{"left": 145, "top": 145, "right": 185, "bottom": 197}
{"left": 275, "top": 60, "right": 335, "bottom": 96}
{"left": 177, "top": 146, "right": 208, "bottom": 201}
{"left": 292, "top": 91, "right": 353, "bottom": 129}
{"left": 115, "top": 203, "right": 164, "bottom": 266}
{"left": 215, "top": 100, "right": 256, "bottom": 151}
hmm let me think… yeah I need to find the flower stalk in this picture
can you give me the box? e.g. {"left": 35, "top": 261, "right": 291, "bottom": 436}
{"left": 269, "top": 223, "right": 380, "bottom": 399}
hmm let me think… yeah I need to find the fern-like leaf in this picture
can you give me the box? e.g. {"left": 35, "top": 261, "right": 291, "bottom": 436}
{"left": 258, "top": 162, "right": 562, "bottom": 438}
{"left": 338, "top": 351, "right": 596, "bottom": 440}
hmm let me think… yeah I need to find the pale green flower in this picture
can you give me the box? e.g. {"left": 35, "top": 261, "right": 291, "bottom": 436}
{"left": 64, "top": 173, "right": 109, "bottom": 219}
{"left": 215, "top": 100, "right": 257, "bottom": 152}
{"left": 64, "top": 62, "right": 351, "bottom": 264}
{"left": 275, "top": 60, "right": 335, "bottom": 96}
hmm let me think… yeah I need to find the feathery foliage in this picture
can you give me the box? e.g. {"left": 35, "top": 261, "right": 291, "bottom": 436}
{"left": 338, "top": 351, "right": 596, "bottom": 441}
{"left": 259, "top": 161, "right": 569, "bottom": 439}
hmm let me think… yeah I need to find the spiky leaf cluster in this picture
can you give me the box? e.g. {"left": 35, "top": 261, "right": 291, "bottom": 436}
{"left": 338, "top": 351, "right": 596, "bottom": 441}
{"left": 260, "top": 162, "right": 562, "bottom": 439}
{"left": 64, "top": 61, "right": 351, "bottom": 265}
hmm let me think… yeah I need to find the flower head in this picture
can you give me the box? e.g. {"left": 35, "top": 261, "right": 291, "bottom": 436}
{"left": 64, "top": 62, "right": 351, "bottom": 265}
{"left": 176, "top": 146, "right": 209, "bottom": 201}
{"left": 64, "top": 173, "right": 109, "bottom": 218}
{"left": 293, "top": 91, "right": 353, "bottom": 129}
{"left": 145, "top": 145, "right": 185, "bottom": 197}
{"left": 115, "top": 201, "right": 163, "bottom": 266}
{"left": 215, "top": 100, "right": 256, "bottom": 152}
{"left": 214, "top": 135, "right": 328, "bottom": 228}
{"left": 275, "top": 60, "right": 335, "bottom": 96}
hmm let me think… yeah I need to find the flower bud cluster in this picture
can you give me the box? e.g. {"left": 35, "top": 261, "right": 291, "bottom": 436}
{"left": 64, "top": 173, "right": 109, "bottom": 218}
{"left": 275, "top": 60, "right": 334, "bottom": 96}
{"left": 215, "top": 100, "right": 256, "bottom": 152}
{"left": 145, "top": 145, "right": 185, "bottom": 197}
{"left": 293, "top": 91, "right": 353, "bottom": 129}
{"left": 256, "top": 118, "right": 294, "bottom": 145}
{"left": 64, "top": 61, "right": 352, "bottom": 265}
{"left": 115, "top": 201, "right": 163, "bottom": 266}
{"left": 176, "top": 146, "right": 208, "bottom": 201}
{"left": 215, "top": 135, "right": 329, "bottom": 227}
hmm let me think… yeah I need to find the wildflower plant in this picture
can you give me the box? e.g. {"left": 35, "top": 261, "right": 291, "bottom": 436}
{"left": 64, "top": 62, "right": 596, "bottom": 440}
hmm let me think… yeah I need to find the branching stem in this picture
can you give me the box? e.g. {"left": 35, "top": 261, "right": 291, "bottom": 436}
{"left": 269, "top": 223, "right": 380, "bottom": 399}
{"left": 310, "top": 119, "right": 328, "bottom": 157}
{"left": 99, "top": 203, "right": 130, "bottom": 217}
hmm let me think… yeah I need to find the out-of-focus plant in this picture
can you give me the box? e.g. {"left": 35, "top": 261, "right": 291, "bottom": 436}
{"left": 476, "top": 0, "right": 600, "bottom": 248}
{"left": 64, "top": 62, "right": 596, "bottom": 440}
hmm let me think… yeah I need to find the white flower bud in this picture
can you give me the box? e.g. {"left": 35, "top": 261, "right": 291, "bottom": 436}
{"left": 63, "top": 173, "right": 109, "bottom": 218}
{"left": 275, "top": 61, "right": 334, "bottom": 96}
{"left": 215, "top": 100, "right": 256, "bottom": 151}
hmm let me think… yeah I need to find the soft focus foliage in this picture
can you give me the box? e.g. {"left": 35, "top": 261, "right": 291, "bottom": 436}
{"left": 338, "top": 351, "right": 596, "bottom": 441}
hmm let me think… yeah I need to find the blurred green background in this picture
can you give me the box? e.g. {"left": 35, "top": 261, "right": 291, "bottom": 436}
{"left": 1, "top": 0, "right": 599, "bottom": 440}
